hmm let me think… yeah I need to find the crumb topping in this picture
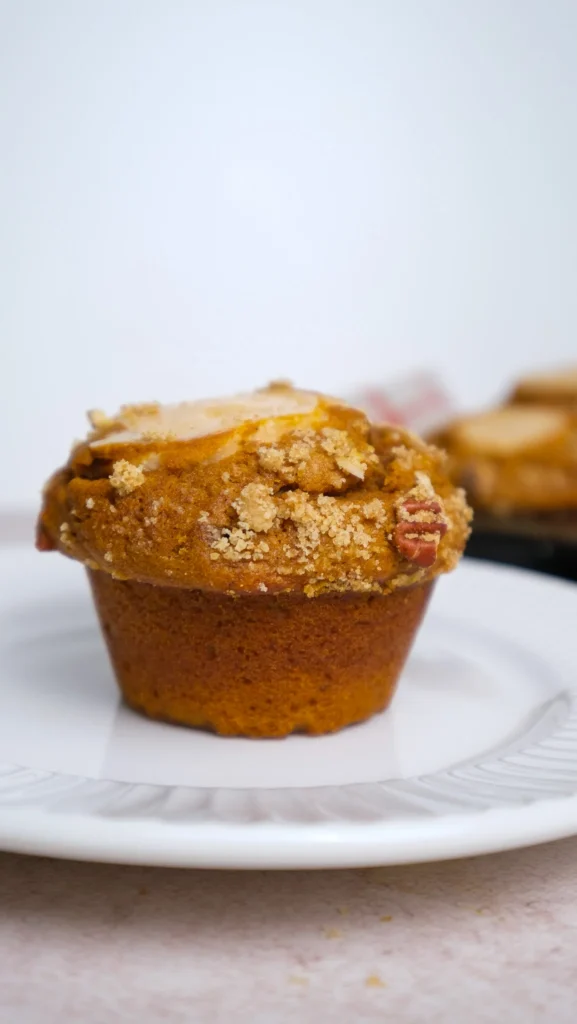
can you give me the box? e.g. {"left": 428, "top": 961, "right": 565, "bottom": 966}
{"left": 281, "top": 492, "right": 374, "bottom": 558}
{"left": 363, "top": 498, "right": 387, "bottom": 522}
{"left": 109, "top": 460, "right": 146, "bottom": 497}
{"left": 319, "top": 427, "right": 376, "bottom": 479}
{"left": 39, "top": 384, "right": 471, "bottom": 595}
{"left": 211, "top": 527, "right": 271, "bottom": 563}
{"left": 59, "top": 522, "right": 73, "bottom": 548}
{"left": 256, "top": 425, "right": 377, "bottom": 491}
{"left": 208, "top": 488, "right": 390, "bottom": 576}
{"left": 232, "top": 483, "right": 277, "bottom": 533}
{"left": 257, "top": 447, "right": 286, "bottom": 473}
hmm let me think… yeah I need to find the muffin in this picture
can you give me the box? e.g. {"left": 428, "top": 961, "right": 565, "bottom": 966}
{"left": 433, "top": 405, "right": 577, "bottom": 516}
{"left": 510, "top": 367, "right": 577, "bottom": 412}
{"left": 37, "top": 383, "right": 471, "bottom": 737}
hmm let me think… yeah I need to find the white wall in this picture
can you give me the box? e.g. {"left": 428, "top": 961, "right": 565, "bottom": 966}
{"left": 2, "top": 0, "right": 577, "bottom": 506}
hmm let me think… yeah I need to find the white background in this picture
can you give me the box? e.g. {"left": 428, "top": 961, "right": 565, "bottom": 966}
{"left": 2, "top": 0, "right": 576, "bottom": 507}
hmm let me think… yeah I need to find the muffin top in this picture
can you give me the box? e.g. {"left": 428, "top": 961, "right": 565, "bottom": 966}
{"left": 510, "top": 367, "right": 577, "bottom": 410}
{"left": 37, "top": 382, "right": 471, "bottom": 596}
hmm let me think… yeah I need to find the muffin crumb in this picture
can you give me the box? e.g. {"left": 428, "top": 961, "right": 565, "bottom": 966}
{"left": 258, "top": 446, "right": 286, "bottom": 474}
{"left": 280, "top": 492, "right": 375, "bottom": 562}
{"left": 233, "top": 483, "right": 277, "bottom": 533}
{"left": 390, "top": 445, "right": 417, "bottom": 472}
{"left": 59, "top": 522, "right": 73, "bottom": 548}
{"left": 363, "top": 499, "right": 387, "bottom": 524}
{"left": 287, "top": 431, "right": 316, "bottom": 465}
{"left": 85, "top": 497, "right": 95, "bottom": 510}
{"left": 320, "top": 427, "right": 373, "bottom": 479}
{"left": 365, "top": 974, "right": 386, "bottom": 989}
{"left": 110, "top": 460, "right": 146, "bottom": 497}
{"left": 413, "top": 470, "right": 435, "bottom": 498}
{"left": 212, "top": 527, "right": 255, "bottom": 561}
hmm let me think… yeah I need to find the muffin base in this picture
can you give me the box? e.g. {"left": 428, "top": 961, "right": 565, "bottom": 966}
{"left": 88, "top": 571, "right": 433, "bottom": 738}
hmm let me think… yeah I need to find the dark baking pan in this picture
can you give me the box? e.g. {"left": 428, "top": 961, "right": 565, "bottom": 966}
{"left": 464, "top": 514, "right": 577, "bottom": 583}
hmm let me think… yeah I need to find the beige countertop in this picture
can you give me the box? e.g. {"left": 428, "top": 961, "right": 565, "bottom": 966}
{"left": 1, "top": 838, "right": 576, "bottom": 1024}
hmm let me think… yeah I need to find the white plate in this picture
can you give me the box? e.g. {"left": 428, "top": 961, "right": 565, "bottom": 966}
{"left": 0, "top": 545, "right": 576, "bottom": 868}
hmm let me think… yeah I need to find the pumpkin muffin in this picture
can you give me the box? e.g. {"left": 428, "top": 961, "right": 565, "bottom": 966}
{"left": 433, "top": 405, "right": 577, "bottom": 516}
{"left": 510, "top": 367, "right": 577, "bottom": 412}
{"left": 37, "top": 383, "right": 471, "bottom": 737}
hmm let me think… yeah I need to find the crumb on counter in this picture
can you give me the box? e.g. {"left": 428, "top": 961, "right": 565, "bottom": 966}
{"left": 365, "top": 974, "right": 386, "bottom": 988}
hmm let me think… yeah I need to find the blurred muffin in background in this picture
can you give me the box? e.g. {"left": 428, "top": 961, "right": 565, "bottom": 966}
{"left": 509, "top": 367, "right": 577, "bottom": 412}
{"left": 432, "top": 405, "right": 577, "bottom": 518}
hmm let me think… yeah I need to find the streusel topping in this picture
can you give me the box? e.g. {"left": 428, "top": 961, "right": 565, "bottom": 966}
{"left": 37, "top": 383, "right": 472, "bottom": 595}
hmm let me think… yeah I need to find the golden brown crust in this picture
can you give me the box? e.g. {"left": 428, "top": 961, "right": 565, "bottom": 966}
{"left": 38, "top": 384, "right": 471, "bottom": 595}
{"left": 432, "top": 405, "right": 577, "bottom": 514}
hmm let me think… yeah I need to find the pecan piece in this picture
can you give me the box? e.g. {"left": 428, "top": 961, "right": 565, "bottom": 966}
{"left": 394, "top": 498, "right": 448, "bottom": 568}
{"left": 402, "top": 499, "right": 443, "bottom": 516}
